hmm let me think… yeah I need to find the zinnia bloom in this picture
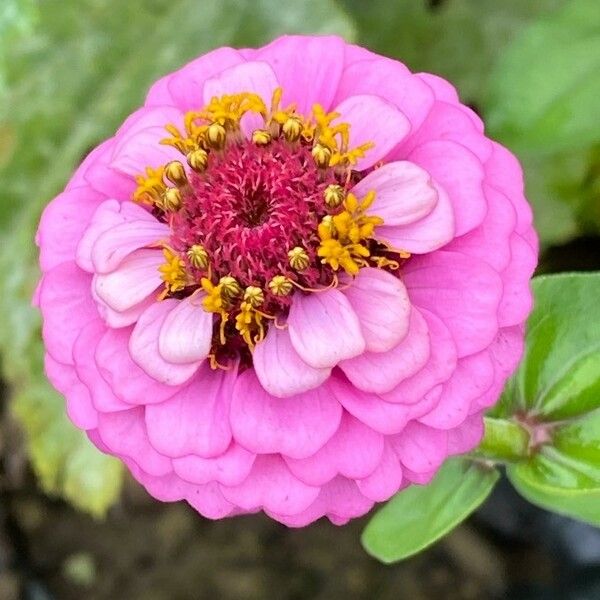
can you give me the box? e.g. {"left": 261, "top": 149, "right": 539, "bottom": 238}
{"left": 35, "top": 35, "right": 537, "bottom": 526}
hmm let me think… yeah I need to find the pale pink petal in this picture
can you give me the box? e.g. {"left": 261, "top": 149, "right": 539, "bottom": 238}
{"left": 39, "top": 263, "right": 98, "bottom": 365}
{"left": 376, "top": 182, "right": 454, "bottom": 254}
{"left": 93, "top": 291, "right": 155, "bottom": 329}
{"left": 350, "top": 161, "right": 438, "bottom": 226}
{"left": 145, "top": 363, "right": 236, "bottom": 458}
{"left": 203, "top": 61, "right": 279, "bottom": 137}
{"left": 357, "top": 442, "right": 404, "bottom": 502}
{"left": 447, "top": 413, "right": 485, "bottom": 455}
{"left": 77, "top": 200, "right": 155, "bottom": 272}
{"left": 287, "top": 289, "right": 365, "bottom": 369}
{"left": 285, "top": 412, "right": 384, "bottom": 486}
{"left": 163, "top": 47, "right": 244, "bottom": 111}
{"left": 173, "top": 443, "right": 255, "bottom": 487}
{"left": 129, "top": 300, "right": 202, "bottom": 386}
{"left": 94, "top": 248, "right": 163, "bottom": 313}
{"left": 220, "top": 455, "right": 320, "bottom": 516}
{"left": 252, "top": 325, "right": 330, "bottom": 398}
{"left": 404, "top": 251, "right": 503, "bottom": 357}
{"left": 255, "top": 35, "right": 345, "bottom": 113}
{"left": 333, "top": 94, "right": 411, "bottom": 170}
{"left": 391, "top": 421, "right": 448, "bottom": 474}
{"left": 334, "top": 57, "right": 435, "bottom": 133}
{"left": 419, "top": 351, "right": 495, "bottom": 429}
{"left": 339, "top": 307, "right": 430, "bottom": 394}
{"left": 342, "top": 267, "right": 411, "bottom": 353}
{"left": 92, "top": 219, "right": 169, "bottom": 274}
{"left": 96, "top": 408, "right": 172, "bottom": 477}
{"left": 95, "top": 327, "right": 182, "bottom": 405}
{"left": 230, "top": 370, "right": 342, "bottom": 459}
{"left": 158, "top": 294, "right": 213, "bottom": 364}
{"left": 409, "top": 140, "right": 486, "bottom": 236}
{"left": 37, "top": 187, "right": 105, "bottom": 272}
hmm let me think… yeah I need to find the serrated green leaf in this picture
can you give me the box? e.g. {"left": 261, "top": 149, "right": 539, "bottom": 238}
{"left": 486, "top": 0, "right": 600, "bottom": 154}
{"left": 0, "top": 0, "right": 355, "bottom": 515}
{"left": 362, "top": 459, "right": 499, "bottom": 563}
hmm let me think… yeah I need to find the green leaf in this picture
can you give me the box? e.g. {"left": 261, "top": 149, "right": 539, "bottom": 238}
{"left": 0, "top": 0, "right": 355, "bottom": 514}
{"left": 486, "top": 0, "right": 600, "bottom": 154}
{"left": 362, "top": 459, "right": 499, "bottom": 563}
{"left": 492, "top": 272, "right": 600, "bottom": 526}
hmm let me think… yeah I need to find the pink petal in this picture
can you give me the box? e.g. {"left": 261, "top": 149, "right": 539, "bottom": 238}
{"left": 158, "top": 294, "right": 213, "bottom": 364}
{"left": 230, "top": 370, "right": 342, "bottom": 459}
{"left": 417, "top": 72, "right": 459, "bottom": 103}
{"left": 45, "top": 354, "right": 98, "bottom": 430}
{"left": 380, "top": 309, "right": 457, "bottom": 405}
{"left": 287, "top": 288, "right": 365, "bottom": 369}
{"left": 109, "top": 107, "right": 183, "bottom": 177}
{"left": 409, "top": 140, "right": 486, "bottom": 236}
{"left": 203, "top": 61, "right": 279, "bottom": 137}
{"left": 145, "top": 363, "right": 236, "bottom": 458}
{"left": 163, "top": 47, "right": 244, "bottom": 111}
{"left": 285, "top": 412, "right": 384, "bottom": 486}
{"left": 357, "top": 442, "right": 404, "bottom": 502}
{"left": 252, "top": 325, "right": 330, "bottom": 398}
{"left": 173, "top": 443, "right": 255, "bottom": 487}
{"left": 37, "top": 187, "right": 105, "bottom": 272}
{"left": 404, "top": 251, "right": 503, "bottom": 357}
{"left": 96, "top": 408, "right": 172, "bottom": 477}
{"left": 333, "top": 94, "right": 411, "bottom": 170}
{"left": 376, "top": 182, "right": 454, "bottom": 254}
{"left": 447, "top": 413, "right": 485, "bottom": 456}
{"left": 342, "top": 267, "right": 411, "bottom": 353}
{"left": 73, "top": 321, "right": 132, "bottom": 413}
{"left": 351, "top": 161, "right": 438, "bottom": 227}
{"left": 95, "top": 327, "right": 182, "bottom": 405}
{"left": 339, "top": 307, "right": 430, "bottom": 394}
{"left": 390, "top": 421, "right": 448, "bottom": 474}
{"left": 92, "top": 219, "right": 169, "bottom": 274}
{"left": 93, "top": 290, "right": 155, "bottom": 329}
{"left": 39, "top": 262, "right": 98, "bottom": 365}
{"left": 329, "top": 374, "right": 433, "bottom": 435}
{"left": 129, "top": 300, "right": 202, "bottom": 386}
{"left": 255, "top": 35, "right": 345, "bottom": 113}
{"left": 220, "top": 455, "right": 320, "bottom": 516}
{"left": 94, "top": 248, "right": 163, "bottom": 313}
{"left": 334, "top": 57, "right": 435, "bottom": 134}
{"left": 419, "top": 351, "right": 495, "bottom": 429}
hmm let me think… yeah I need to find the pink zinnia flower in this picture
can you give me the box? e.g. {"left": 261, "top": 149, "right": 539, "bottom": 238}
{"left": 35, "top": 36, "right": 537, "bottom": 526}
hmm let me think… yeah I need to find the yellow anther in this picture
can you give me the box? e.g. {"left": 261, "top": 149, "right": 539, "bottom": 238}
{"left": 252, "top": 129, "right": 272, "bottom": 146}
{"left": 159, "top": 248, "right": 187, "bottom": 297}
{"left": 133, "top": 166, "right": 166, "bottom": 205}
{"left": 219, "top": 276, "right": 242, "bottom": 300}
{"left": 187, "top": 149, "right": 209, "bottom": 172}
{"left": 288, "top": 246, "right": 310, "bottom": 271}
{"left": 282, "top": 116, "right": 303, "bottom": 142}
{"left": 158, "top": 188, "right": 182, "bottom": 212}
{"left": 268, "top": 275, "right": 293, "bottom": 296}
{"left": 244, "top": 286, "right": 264, "bottom": 308}
{"left": 200, "top": 278, "right": 225, "bottom": 313}
{"left": 164, "top": 161, "right": 188, "bottom": 187}
{"left": 206, "top": 122, "right": 227, "bottom": 149}
{"left": 371, "top": 256, "right": 400, "bottom": 270}
{"left": 399, "top": 250, "right": 412, "bottom": 259}
{"left": 235, "top": 301, "right": 265, "bottom": 348}
{"left": 312, "top": 144, "right": 332, "bottom": 168}
{"left": 324, "top": 184, "right": 345, "bottom": 208}
{"left": 187, "top": 244, "right": 209, "bottom": 269}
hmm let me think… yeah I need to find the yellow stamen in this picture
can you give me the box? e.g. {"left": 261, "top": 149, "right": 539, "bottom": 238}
{"left": 187, "top": 244, "right": 209, "bottom": 269}
{"left": 219, "top": 276, "right": 242, "bottom": 300}
{"left": 252, "top": 129, "right": 272, "bottom": 146}
{"left": 159, "top": 248, "right": 187, "bottom": 298}
{"left": 268, "top": 275, "right": 293, "bottom": 296}
{"left": 133, "top": 166, "right": 166, "bottom": 206}
{"left": 323, "top": 184, "right": 345, "bottom": 208}
{"left": 312, "top": 144, "right": 332, "bottom": 168}
{"left": 288, "top": 246, "right": 310, "bottom": 271}
{"left": 157, "top": 188, "right": 182, "bottom": 212}
{"left": 206, "top": 122, "right": 227, "bottom": 149}
{"left": 244, "top": 286, "right": 264, "bottom": 308}
{"left": 187, "top": 148, "right": 209, "bottom": 172}
{"left": 164, "top": 161, "right": 188, "bottom": 187}
{"left": 282, "top": 116, "right": 303, "bottom": 142}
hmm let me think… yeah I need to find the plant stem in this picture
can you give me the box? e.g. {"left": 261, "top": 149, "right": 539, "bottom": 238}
{"left": 469, "top": 417, "right": 531, "bottom": 464}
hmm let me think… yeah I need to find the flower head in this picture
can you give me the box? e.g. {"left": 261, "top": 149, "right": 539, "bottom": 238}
{"left": 36, "top": 35, "right": 538, "bottom": 526}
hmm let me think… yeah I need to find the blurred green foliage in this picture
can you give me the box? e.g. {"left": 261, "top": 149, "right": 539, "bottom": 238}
{"left": 0, "top": 0, "right": 599, "bottom": 517}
